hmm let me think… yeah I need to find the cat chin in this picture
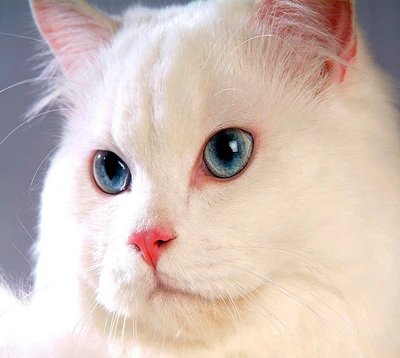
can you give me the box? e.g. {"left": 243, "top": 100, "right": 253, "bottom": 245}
{"left": 88, "top": 291, "right": 248, "bottom": 345}
{"left": 79, "top": 266, "right": 258, "bottom": 344}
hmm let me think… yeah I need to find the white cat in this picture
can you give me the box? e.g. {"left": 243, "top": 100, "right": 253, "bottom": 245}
{"left": 1, "top": 0, "right": 399, "bottom": 356}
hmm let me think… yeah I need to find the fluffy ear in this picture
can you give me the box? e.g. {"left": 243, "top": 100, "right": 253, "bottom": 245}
{"left": 258, "top": 0, "right": 356, "bottom": 82}
{"left": 30, "top": 0, "right": 120, "bottom": 75}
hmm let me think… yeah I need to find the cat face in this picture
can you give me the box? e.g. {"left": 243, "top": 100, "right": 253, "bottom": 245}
{"left": 56, "top": 15, "right": 286, "bottom": 337}
{"left": 32, "top": 0, "right": 360, "bottom": 341}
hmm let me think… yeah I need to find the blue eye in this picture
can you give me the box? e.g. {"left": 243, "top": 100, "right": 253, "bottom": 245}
{"left": 203, "top": 128, "right": 254, "bottom": 179}
{"left": 93, "top": 151, "right": 131, "bottom": 194}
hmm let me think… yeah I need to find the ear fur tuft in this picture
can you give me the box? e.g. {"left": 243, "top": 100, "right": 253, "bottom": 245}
{"left": 256, "top": 0, "right": 356, "bottom": 82}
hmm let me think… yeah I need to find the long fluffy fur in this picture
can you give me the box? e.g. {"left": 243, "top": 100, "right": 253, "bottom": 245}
{"left": 1, "top": 0, "right": 400, "bottom": 356}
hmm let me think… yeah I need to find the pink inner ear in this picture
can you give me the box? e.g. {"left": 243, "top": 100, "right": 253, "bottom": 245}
{"left": 319, "top": 1, "right": 356, "bottom": 81}
{"left": 257, "top": 0, "right": 356, "bottom": 82}
{"left": 32, "top": 1, "right": 118, "bottom": 75}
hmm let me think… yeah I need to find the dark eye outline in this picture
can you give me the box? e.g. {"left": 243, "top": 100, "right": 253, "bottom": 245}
{"left": 92, "top": 150, "right": 132, "bottom": 195}
{"left": 202, "top": 128, "right": 254, "bottom": 179}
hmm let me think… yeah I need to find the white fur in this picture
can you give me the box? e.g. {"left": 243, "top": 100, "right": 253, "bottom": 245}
{"left": 1, "top": 0, "right": 400, "bottom": 356}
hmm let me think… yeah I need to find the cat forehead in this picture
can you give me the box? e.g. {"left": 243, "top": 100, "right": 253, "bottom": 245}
{"left": 120, "top": 0, "right": 256, "bottom": 27}
{"left": 94, "top": 1, "right": 264, "bottom": 163}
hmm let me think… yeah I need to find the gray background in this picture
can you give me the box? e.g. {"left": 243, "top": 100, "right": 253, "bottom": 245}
{"left": 0, "top": 0, "right": 399, "bottom": 284}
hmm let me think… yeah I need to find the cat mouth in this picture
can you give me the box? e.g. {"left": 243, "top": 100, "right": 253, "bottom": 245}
{"left": 152, "top": 273, "right": 199, "bottom": 299}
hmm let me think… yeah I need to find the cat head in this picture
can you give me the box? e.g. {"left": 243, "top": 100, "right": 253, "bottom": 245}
{"left": 31, "top": 0, "right": 361, "bottom": 342}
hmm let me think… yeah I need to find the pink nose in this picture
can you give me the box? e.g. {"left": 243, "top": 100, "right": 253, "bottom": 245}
{"left": 128, "top": 229, "right": 175, "bottom": 268}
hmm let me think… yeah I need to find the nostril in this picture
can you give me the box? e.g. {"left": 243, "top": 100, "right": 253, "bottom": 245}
{"left": 131, "top": 243, "right": 141, "bottom": 253}
{"left": 156, "top": 239, "right": 169, "bottom": 246}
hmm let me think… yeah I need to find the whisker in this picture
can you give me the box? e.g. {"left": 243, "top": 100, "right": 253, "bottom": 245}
{"left": 0, "top": 32, "right": 46, "bottom": 44}
{"left": 203, "top": 28, "right": 231, "bottom": 69}
{"left": 226, "top": 289, "right": 242, "bottom": 325}
{"left": 69, "top": 293, "right": 99, "bottom": 356}
{"left": 107, "top": 297, "right": 123, "bottom": 351}
{"left": 103, "top": 308, "right": 112, "bottom": 339}
{"left": 217, "top": 290, "right": 240, "bottom": 333}
{"left": 231, "top": 278, "right": 283, "bottom": 333}
{"left": 213, "top": 88, "right": 246, "bottom": 97}
{"left": 113, "top": 311, "right": 121, "bottom": 349}
{"left": 0, "top": 108, "right": 71, "bottom": 148}
{"left": 220, "top": 278, "right": 247, "bottom": 329}
{"left": 239, "top": 279, "right": 290, "bottom": 333}
{"left": 216, "top": 32, "right": 293, "bottom": 75}
{"left": 160, "top": 321, "right": 167, "bottom": 352}
{"left": 12, "top": 209, "right": 34, "bottom": 243}
{"left": 223, "top": 244, "right": 327, "bottom": 271}
{"left": 0, "top": 78, "right": 55, "bottom": 96}
{"left": 223, "top": 244, "right": 338, "bottom": 286}
{"left": 212, "top": 6, "right": 266, "bottom": 71}
{"left": 121, "top": 314, "right": 127, "bottom": 350}
{"left": 107, "top": 311, "right": 115, "bottom": 345}
{"left": 133, "top": 311, "right": 139, "bottom": 347}
{"left": 8, "top": 240, "right": 33, "bottom": 269}
{"left": 109, "top": 310, "right": 119, "bottom": 348}
{"left": 216, "top": 34, "right": 274, "bottom": 73}
{"left": 224, "top": 244, "right": 354, "bottom": 324}
{"left": 71, "top": 293, "right": 97, "bottom": 337}
{"left": 228, "top": 263, "right": 336, "bottom": 331}
{"left": 29, "top": 143, "right": 61, "bottom": 204}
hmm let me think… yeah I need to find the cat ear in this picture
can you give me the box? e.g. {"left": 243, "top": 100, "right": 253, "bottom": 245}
{"left": 257, "top": 0, "right": 356, "bottom": 83}
{"left": 30, "top": 0, "right": 120, "bottom": 75}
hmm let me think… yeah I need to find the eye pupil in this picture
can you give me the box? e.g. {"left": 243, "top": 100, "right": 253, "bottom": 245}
{"left": 203, "top": 128, "right": 254, "bottom": 179}
{"left": 104, "top": 155, "right": 120, "bottom": 180}
{"left": 215, "top": 133, "right": 235, "bottom": 162}
{"left": 93, "top": 151, "right": 131, "bottom": 194}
